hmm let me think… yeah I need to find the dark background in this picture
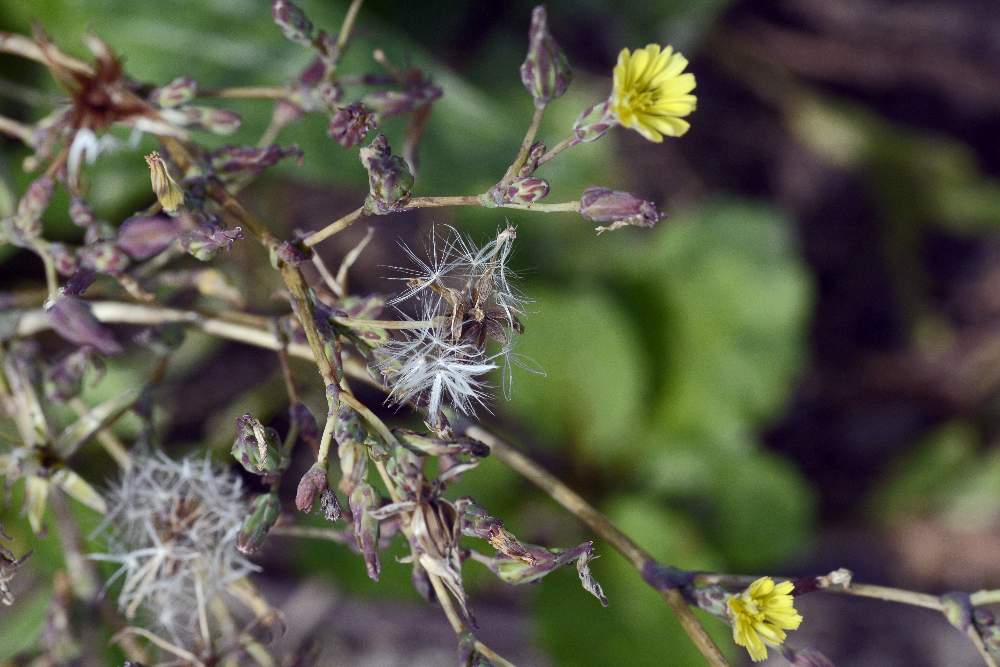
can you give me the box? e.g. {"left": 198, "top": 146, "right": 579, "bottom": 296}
{"left": 2, "top": 1, "right": 999, "bottom": 665}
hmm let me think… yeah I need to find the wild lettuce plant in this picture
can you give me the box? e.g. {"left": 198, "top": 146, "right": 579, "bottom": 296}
{"left": 0, "top": 2, "right": 998, "bottom": 666}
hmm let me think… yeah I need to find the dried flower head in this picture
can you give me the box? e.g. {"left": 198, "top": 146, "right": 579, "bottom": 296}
{"left": 91, "top": 451, "right": 258, "bottom": 647}
{"left": 611, "top": 44, "right": 696, "bottom": 142}
{"left": 379, "top": 226, "right": 532, "bottom": 418}
{"left": 145, "top": 151, "right": 184, "bottom": 213}
{"left": 727, "top": 576, "right": 803, "bottom": 662}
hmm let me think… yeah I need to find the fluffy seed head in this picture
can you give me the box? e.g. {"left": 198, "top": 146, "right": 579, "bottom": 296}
{"left": 91, "top": 451, "right": 258, "bottom": 647}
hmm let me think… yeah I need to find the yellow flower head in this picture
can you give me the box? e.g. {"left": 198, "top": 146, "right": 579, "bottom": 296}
{"left": 727, "top": 576, "right": 803, "bottom": 662}
{"left": 611, "top": 44, "right": 696, "bottom": 142}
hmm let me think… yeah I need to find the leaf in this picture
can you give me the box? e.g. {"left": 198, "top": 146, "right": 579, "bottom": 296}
{"left": 506, "top": 288, "right": 646, "bottom": 463}
{"left": 50, "top": 468, "right": 107, "bottom": 515}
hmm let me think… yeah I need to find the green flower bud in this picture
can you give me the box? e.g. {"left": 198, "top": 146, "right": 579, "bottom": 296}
{"left": 231, "top": 414, "right": 287, "bottom": 475}
{"left": 272, "top": 0, "right": 314, "bottom": 46}
{"left": 237, "top": 493, "right": 281, "bottom": 554}
{"left": 572, "top": 99, "right": 616, "bottom": 144}
{"left": 519, "top": 6, "right": 571, "bottom": 108}
{"left": 360, "top": 135, "right": 413, "bottom": 213}
{"left": 502, "top": 176, "right": 550, "bottom": 204}
{"left": 14, "top": 176, "right": 54, "bottom": 238}
{"left": 349, "top": 482, "right": 381, "bottom": 581}
{"left": 151, "top": 76, "right": 197, "bottom": 108}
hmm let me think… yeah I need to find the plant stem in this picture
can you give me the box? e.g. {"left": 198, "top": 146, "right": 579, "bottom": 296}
{"left": 498, "top": 105, "right": 546, "bottom": 186}
{"left": 199, "top": 85, "right": 290, "bottom": 100}
{"left": 536, "top": 135, "right": 576, "bottom": 167}
{"left": 465, "top": 426, "right": 731, "bottom": 667}
{"left": 303, "top": 206, "right": 366, "bottom": 247}
{"left": 0, "top": 113, "right": 33, "bottom": 145}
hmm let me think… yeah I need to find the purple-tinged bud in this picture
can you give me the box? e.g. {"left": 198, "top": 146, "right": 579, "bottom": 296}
{"left": 360, "top": 135, "right": 413, "bottom": 213}
{"left": 209, "top": 144, "right": 303, "bottom": 176}
{"left": 520, "top": 6, "right": 572, "bottom": 108}
{"left": 361, "top": 84, "right": 442, "bottom": 118}
{"left": 782, "top": 647, "right": 837, "bottom": 667}
{"left": 46, "top": 296, "right": 123, "bottom": 355}
{"left": 272, "top": 0, "right": 314, "bottom": 46}
{"left": 518, "top": 140, "right": 546, "bottom": 177}
{"left": 48, "top": 243, "right": 79, "bottom": 277}
{"left": 69, "top": 196, "right": 96, "bottom": 228}
{"left": 180, "top": 225, "right": 243, "bottom": 261}
{"left": 316, "top": 81, "right": 341, "bottom": 109}
{"left": 150, "top": 76, "right": 197, "bottom": 108}
{"left": 335, "top": 404, "right": 366, "bottom": 446}
{"left": 78, "top": 241, "right": 130, "bottom": 274}
{"left": 14, "top": 176, "right": 54, "bottom": 238}
{"left": 185, "top": 107, "right": 242, "bottom": 135}
{"left": 320, "top": 489, "right": 342, "bottom": 521}
{"left": 63, "top": 269, "right": 96, "bottom": 297}
{"left": 327, "top": 103, "right": 376, "bottom": 148}
{"left": 84, "top": 222, "right": 116, "bottom": 245}
{"left": 232, "top": 413, "right": 288, "bottom": 475}
{"left": 579, "top": 186, "right": 661, "bottom": 234}
{"left": 572, "top": 99, "right": 616, "bottom": 144}
{"left": 395, "top": 430, "right": 490, "bottom": 458}
{"left": 116, "top": 215, "right": 178, "bottom": 260}
{"left": 295, "top": 462, "right": 329, "bottom": 513}
{"left": 349, "top": 482, "right": 381, "bottom": 581}
{"left": 503, "top": 176, "right": 550, "bottom": 204}
{"left": 237, "top": 492, "right": 281, "bottom": 554}
{"left": 44, "top": 347, "right": 101, "bottom": 401}
{"left": 456, "top": 497, "right": 534, "bottom": 563}
{"left": 275, "top": 240, "right": 308, "bottom": 267}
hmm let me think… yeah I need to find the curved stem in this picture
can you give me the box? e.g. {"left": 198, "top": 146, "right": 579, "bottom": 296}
{"left": 499, "top": 105, "right": 546, "bottom": 186}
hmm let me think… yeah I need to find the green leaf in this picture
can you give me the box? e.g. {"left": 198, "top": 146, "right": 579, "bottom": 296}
{"left": 505, "top": 287, "right": 647, "bottom": 463}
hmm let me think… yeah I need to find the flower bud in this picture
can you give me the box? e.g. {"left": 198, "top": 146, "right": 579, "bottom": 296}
{"left": 14, "top": 176, "right": 54, "bottom": 238}
{"left": 46, "top": 296, "right": 123, "bottom": 355}
{"left": 237, "top": 493, "right": 281, "bottom": 554}
{"left": 517, "top": 140, "right": 546, "bottom": 177}
{"left": 395, "top": 430, "right": 490, "bottom": 458}
{"left": 78, "top": 241, "right": 130, "bottom": 274}
{"left": 572, "top": 99, "right": 616, "bottom": 144}
{"left": 361, "top": 83, "right": 442, "bottom": 118}
{"left": 69, "top": 196, "right": 96, "bottom": 228}
{"left": 359, "top": 135, "right": 413, "bottom": 213}
{"left": 272, "top": 0, "right": 314, "bottom": 46}
{"left": 209, "top": 144, "right": 303, "bottom": 176}
{"left": 48, "top": 243, "right": 79, "bottom": 277}
{"left": 150, "top": 76, "right": 197, "bottom": 108}
{"left": 144, "top": 152, "right": 184, "bottom": 213}
{"left": 579, "top": 186, "right": 661, "bottom": 233}
{"left": 180, "top": 224, "right": 243, "bottom": 261}
{"left": 456, "top": 497, "right": 533, "bottom": 563}
{"left": 520, "top": 6, "right": 571, "bottom": 108}
{"left": 231, "top": 414, "right": 288, "bottom": 475}
{"left": 185, "top": 107, "right": 242, "bottom": 135}
{"left": 116, "top": 215, "right": 178, "bottom": 260}
{"left": 349, "top": 482, "right": 381, "bottom": 581}
{"left": 503, "top": 176, "right": 550, "bottom": 204}
{"left": 295, "top": 462, "right": 329, "bottom": 513}
{"left": 327, "top": 103, "right": 375, "bottom": 148}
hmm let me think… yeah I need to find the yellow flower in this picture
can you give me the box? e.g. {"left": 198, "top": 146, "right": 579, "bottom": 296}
{"left": 727, "top": 576, "right": 803, "bottom": 662}
{"left": 611, "top": 44, "right": 696, "bottom": 142}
